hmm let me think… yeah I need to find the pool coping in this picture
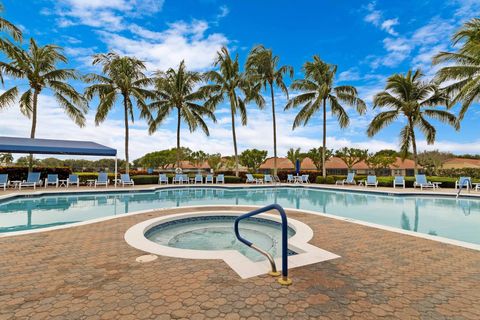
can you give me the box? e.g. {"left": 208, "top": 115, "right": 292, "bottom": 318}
{"left": 124, "top": 210, "right": 340, "bottom": 279}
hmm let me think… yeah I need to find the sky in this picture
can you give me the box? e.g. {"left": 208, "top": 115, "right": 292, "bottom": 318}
{"left": 0, "top": 0, "right": 480, "bottom": 160}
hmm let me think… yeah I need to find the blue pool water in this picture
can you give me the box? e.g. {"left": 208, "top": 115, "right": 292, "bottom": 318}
{"left": 0, "top": 187, "right": 479, "bottom": 245}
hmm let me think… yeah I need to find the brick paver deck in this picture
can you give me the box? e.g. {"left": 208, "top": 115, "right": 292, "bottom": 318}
{"left": 1, "top": 205, "right": 479, "bottom": 319}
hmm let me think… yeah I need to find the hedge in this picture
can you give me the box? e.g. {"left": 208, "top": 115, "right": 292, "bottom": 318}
{"left": 0, "top": 166, "right": 71, "bottom": 180}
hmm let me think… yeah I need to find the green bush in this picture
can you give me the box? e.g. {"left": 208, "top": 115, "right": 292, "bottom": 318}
{"left": 224, "top": 176, "right": 243, "bottom": 183}
{"left": 0, "top": 166, "right": 71, "bottom": 181}
{"left": 132, "top": 175, "right": 158, "bottom": 185}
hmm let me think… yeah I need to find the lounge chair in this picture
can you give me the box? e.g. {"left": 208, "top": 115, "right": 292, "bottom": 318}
{"left": 45, "top": 174, "right": 59, "bottom": 188}
{"left": 455, "top": 176, "right": 471, "bottom": 190}
{"left": 95, "top": 172, "right": 109, "bottom": 188}
{"left": 159, "top": 174, "right": 168, "bottom": 184}
{"left": 414, "top": 174, "right": 435, "bottom": 190}
{"left": 194, "top": 174, "right": 203, "bottom": 184}
{"left": 336, "top": 172, "right": 356, "bottom": 185}
{"left": 264, "top": 174, "right": 273, "bottom": 183}
{"left": 287, "top": 174, "right": 294, "bottom": 183}
{"left": 0, "top": 174, "right": 8, "bottom": 191}
{"left": 120, "top": 174, "right": 134, "bottom": 187}
{"left": 216, "top": 174, "right": 225, "bottom": 184}
{"left": 393, "top": 176, "right": 405, "bottom": 188}
{"left": 205, "top": 174, "right": 214, "bottom": 184}
{"left": 246, "top": 174, "right": 258, "bottom": 184}
{"left": 183, "top": 174, "right": 190, "bottom": 184}
{"left": 173, "top": 174, "right": 183, "bottom": 184}
{"left": 365, "top": 175, "right": 378, "bottom": 188}
{"left": 19, "top": 172, "right": 41, "bottom": 190}
{"left": 67, "top": 174, "right": 80, "bottom": 188}
{"left": 273, "top": 175, "right": 281, "bottom": 183}
{"left": 301, "top": 174, "right": 310, "bottom": 184}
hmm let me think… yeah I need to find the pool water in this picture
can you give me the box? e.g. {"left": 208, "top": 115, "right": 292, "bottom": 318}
{"left": 0, "top": 187, "right": 479, "bottom": 245}
{"left": 145, "top": 216, "right": 295, "bottom": 262}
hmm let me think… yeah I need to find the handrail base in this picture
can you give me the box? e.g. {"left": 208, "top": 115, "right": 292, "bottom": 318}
{"left": 268, "top": 271, "right": 281, "bottom": 277}
{"left": 278, "top": 277, "right": 293, "bottom": 286}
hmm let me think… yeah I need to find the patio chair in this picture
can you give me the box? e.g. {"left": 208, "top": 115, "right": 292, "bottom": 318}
{"left": 336, "top": 172, "right": 356, "bottom": 185}
{"left": 19, "top": 172, "right": 41, "bottom": 190}
{"left": 95, "top": 172, "right": 109, "bottom": 188}
{"left": 273, "top": 175, "right": 281, "bottom": 183}
{"left": 183, "top": 174, "right": 190, "bottom": 184}
{"left": 67, "top": 174, "right": 80, "bottom": 188}
{"left": 158, "top": 174, "right": 168, "bottom": 185}
{"left": 0, "top": 174, "right": 8, "bottom": 191}
{"left": 414, "top": 174, "right": 435, "bottom": 190}
{"left": 365, "top": 175, "right": 378, "bottom": 188}
{"left": 455, "top": 176, "right": 471, "bottom": 190}
{"left": 301, "top": 174, "right": 310, "bottom": 184}
{"left": 45, "top": 174, "right": 59, "bottom": 188}
{"left": 120, "top": 174, "right": 134, "bottom": 187}
{"left": 287, "top": 174, "right": 294, "bottom": 183}
{"left": 393, "top": 176, "right": 405, "bottom": 188}
{"left": 246, "top": 174, "right": 256, "bottom": 184}
{"left": 205, "top": 174, "right": 214, "bottom": 184}
{"left": 264, "top": 174, "right": 273, "bottom": 183}
{"left": 173, "top": 174, "right": 183, "bottom": 184}
{"left": 194, "top": 174, "right": 203, "bottom": 184}
{"left": 216, "top": 174, "right": 225, "bottom": 184}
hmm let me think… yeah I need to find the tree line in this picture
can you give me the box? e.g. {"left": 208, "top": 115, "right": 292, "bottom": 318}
{"left": 0, "top": 3, "right": 479, "bottom": 177}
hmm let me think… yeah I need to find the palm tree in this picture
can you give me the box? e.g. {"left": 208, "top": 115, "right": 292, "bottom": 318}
{"left": 367, "top": 70, "right": 457, "bottom": 174}
{"left": 203, "top": 47, "right": 263, "bottom": 177}
{"left": 147, "top": 60, "right": 216, "bottom": 167}
{"left": 285, "top": 55, "right": 366, "bottom": 177}
{"left": 84, "top": 52, "right": 153, "bottom": 173}
{"left": 286, "top": 148, "right": 304, "bottom": 166}
{"left": 0, "top": 2, "right": 22, "bottom": 43}
{"left": 246, "top": 45, "right": 293, "bottom": 176}
{"left": 0, "top": 39, "right": 87, "bottom": 169}
{"left": 433, "top": 18, "right": 480, "bottom": 121}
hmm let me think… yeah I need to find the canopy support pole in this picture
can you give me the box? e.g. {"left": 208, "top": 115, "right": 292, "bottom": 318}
{"left": 114, "top": 156, "right": 118, "bottom": 188}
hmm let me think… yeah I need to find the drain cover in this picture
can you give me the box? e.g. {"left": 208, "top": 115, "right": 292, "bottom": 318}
{"left": 136, "top": 254, "right": 158, "bottom": 263}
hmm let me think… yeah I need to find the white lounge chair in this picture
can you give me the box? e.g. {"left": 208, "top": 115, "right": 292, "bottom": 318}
{"left": 95, "top": 172, "right": 109, "bottom": 188}
{"left": 455, "top": 176, "right": 471, "bottom": 190}
{"left": 19, "top": 172, "right": 41, "bottom": 190}
{"left": 173, "top": 174, "right": 183, "bottom": 184}
{"left": 67, "top": 174, "right": 80, "bottom": 188}
{"left": 287, "top": 174, "right": 294, "bottom": 183}
{"left": 264, "top": 174, "right": 273, "bottom": 183}
{"left": 205, "top": 174, "right": 214, "bottom": 184}
{"left": 301, "top": 174, "right": 310, "bottom": 184}
{"left": 246, "top": 174, "right": 260, "bottom": 184}
{"left": 393, "top": 176, "right": 405, "bottom": 188}
{"left": 45, "top": 174, "right": 59, "bottom": 188}
{"left": 414, "top": 174, "right": 435, "bottom": 190}
{"left": 336, "top": 172, "right": 356, "bottom": 185}
{"left": 120, "top": 174, "right": 134, "bottom": 187}
{"left": 365, "top": 175, "right": 378, "bottom": 188}
{"left": 194, "top": 174, "right": 203, "bottom": 184}
{"left": 0, "top": 174, "right": 8, "bottom": 191}
{"left": 159, "top": 174, "right": 168, "bottom": 184}
{"left": 216, "top": 174, "right": 225, "bottom": 184}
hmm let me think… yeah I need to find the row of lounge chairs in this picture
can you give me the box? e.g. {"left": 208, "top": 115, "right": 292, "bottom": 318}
{"left": 245, "top": 174, "right": 310, "bottom": 184}
{"left": 158, "top": 174, "right": 225, "bottom": 184}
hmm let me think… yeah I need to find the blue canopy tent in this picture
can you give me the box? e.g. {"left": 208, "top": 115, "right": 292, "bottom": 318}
{"left": 0, "top": 136, "right": 118, "bottom": 186}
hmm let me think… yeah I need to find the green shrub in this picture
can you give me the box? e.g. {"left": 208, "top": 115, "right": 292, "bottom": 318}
{"left": 0, "top": 166, "right": 71, "bottom": 181}
{"left": 132, "top": 175, "right": 158, "bottom": 185}
{"left": 224, "top": 176, "right": 243, "bottom": 183}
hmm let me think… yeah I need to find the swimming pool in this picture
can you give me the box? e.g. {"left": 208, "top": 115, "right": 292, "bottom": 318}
{"left": 1, "top": 186, "right": 479, "bottom": 245}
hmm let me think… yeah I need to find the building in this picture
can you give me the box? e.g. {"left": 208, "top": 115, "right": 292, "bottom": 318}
{"left": 259, "top": 156, "right": 418, "bottom": 176}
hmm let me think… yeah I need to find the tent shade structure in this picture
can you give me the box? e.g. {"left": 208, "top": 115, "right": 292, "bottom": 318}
{"left": 0, "top": 136, "right": 117, "bottom": 156}
{"left": 0, "top": 136, "right": 118, "bottom": 186}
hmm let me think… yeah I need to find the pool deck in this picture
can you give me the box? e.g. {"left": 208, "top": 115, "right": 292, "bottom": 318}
{"left": 1, "top": 205, "right": 479, "bottom": 319}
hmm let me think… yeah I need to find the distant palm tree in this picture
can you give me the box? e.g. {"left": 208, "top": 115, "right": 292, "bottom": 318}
{"left": 148, "top": 60, "right": 216, "bottom": 167}
{"left": 246, "top": 45, "right": 293, "bottom": 176}
{"left": 367, "top": 70, "right": 457, "bottom": 174}
{"left": 0, "top": 39, "right": 87, "bottom": 169}
{"left": 285, "top": 55, "right": 366, "bottom": 177}
{"left": 433, "top": 18, "right": 480, "bottom": 122}
{"left": 203, "top": 47, "right": 263, "bottom": 177}
{"left": 286, "top": 148, "right": 304, "bottom": 166}
{"left": 85, "top": 52, "right": 153, "bottom": 173}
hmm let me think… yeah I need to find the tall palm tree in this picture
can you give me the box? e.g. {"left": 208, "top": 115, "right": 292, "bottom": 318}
{"left": 148, "top": 60, "right": 216, "bottom": 167}
{"left": 433, "top": 18, "right": 480, "bottom": 121}
{"left": 0, "top": 39, "right": 87, "bottom": 169}
{"left": 0, "top": 2, "right": 22, "bottom": 43}
{"left": 85, "top": 52, "right": 153, "bottom": 173}
{"left": 367, "top": 70, "right": 457, "bottom": 174}
{"left": 246, "top": 45, "right": 293, "bottom": 176}
{"left": 285, "top": 55, "right": 366, "bottom": 177}
{"left": 203, "top": 47, "right": 263, "bottom": 177}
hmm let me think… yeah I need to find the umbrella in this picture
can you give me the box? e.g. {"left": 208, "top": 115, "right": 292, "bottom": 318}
{"left": 295, "top": 159, "right": 300, "bottom": 175}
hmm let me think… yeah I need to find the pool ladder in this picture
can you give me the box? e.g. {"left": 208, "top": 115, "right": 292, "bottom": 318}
{"left": 234, "top": 204, "right": 292, "bottom": 285}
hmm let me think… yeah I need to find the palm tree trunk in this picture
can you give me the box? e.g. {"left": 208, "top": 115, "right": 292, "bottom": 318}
{"left": 410, "top": 123, "right": 418, "bottom": 175}
{"left": 176, "top": 107, "right": 181, "bottom": 168}
{"left": 123, "top": 97, "right": 130, "bottom": 174}
{"left": 270, "top": 83, "right": 278, "bottom": 176}
{"left": 28, "top": 89, "right": 39, "bottom": 172}
{"left": 230, "top": 96, "right": 239, "bottom": 177}
{"left": 322, "top": 98, "right": 327, "bottom": 178}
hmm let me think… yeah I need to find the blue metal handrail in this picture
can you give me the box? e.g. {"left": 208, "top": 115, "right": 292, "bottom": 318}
{"left": 234, "top": 204, "right": 292, "bottom": 285}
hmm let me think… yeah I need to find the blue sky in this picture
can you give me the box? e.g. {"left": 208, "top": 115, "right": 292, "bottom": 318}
{"left": 1, "top": 0, "right": 479, "bottom": 160}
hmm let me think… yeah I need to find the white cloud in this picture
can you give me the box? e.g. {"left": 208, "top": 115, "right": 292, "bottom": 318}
{"left": 364, "top": 2, "right": 399, "bottom": 36}
{"left": 381, "top": 18, "right": 399, "bottom": 36}
{"left": 217, "top": 6, "right": 230, "bottom": 19}
{"left": 100, "top": 20, "right": 229, "bottom": 71}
